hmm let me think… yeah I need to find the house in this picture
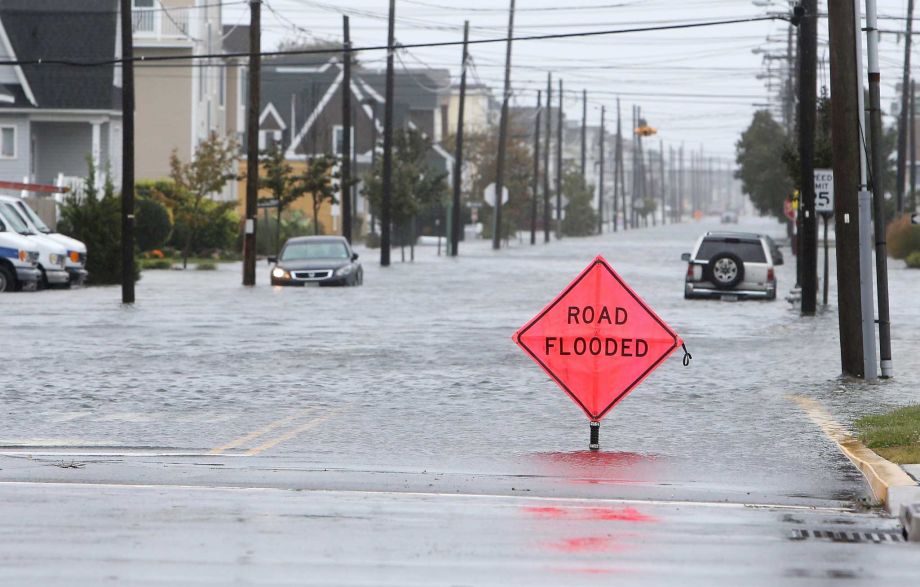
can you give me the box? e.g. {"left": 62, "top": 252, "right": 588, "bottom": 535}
{"left": 237, "top": 54, "right": 455, "bottom": 237}
{"left": 446, "top": 82, "right": 495, "bottom": 136}
{"left": 132, "top": 0, "right": 244, "bottom": 200}
{"left": 0, "top": 0, "right": 122, "bottom": 191}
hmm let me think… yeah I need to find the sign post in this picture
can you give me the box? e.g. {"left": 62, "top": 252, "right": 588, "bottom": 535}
{"left": 815, "top": 169, "right": 834, "bottom": 305}
{"left": 513, "top": 256, "right": 683, "bottom": 450}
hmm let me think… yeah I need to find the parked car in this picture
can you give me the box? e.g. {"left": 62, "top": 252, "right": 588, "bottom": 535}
{"left": 0, "top": 200, "right": 68, "bottom": 289}
{"left": 720, "top": 211, "right": 739, "bottom": 224}
{"left": 269, "top": 236, "right": 363, "bottom": 287}
{"left": 0, "top": 215, "right": 40, "bottom": 292}
{"left": 681, "top": 231, "right": 778, "bottom": 300}
{"left": 0, "top": 196, "right": 88, "bottom": 286}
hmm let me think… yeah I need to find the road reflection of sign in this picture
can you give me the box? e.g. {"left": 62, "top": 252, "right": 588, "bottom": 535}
{"left": 513, "top": 256, "right": 682, "bottom": 423}
{"left": 483, "top": 183, "right": 509, "bottom": 207}
{"left": 814, "top": 169, "right": 834, "bottom": 213}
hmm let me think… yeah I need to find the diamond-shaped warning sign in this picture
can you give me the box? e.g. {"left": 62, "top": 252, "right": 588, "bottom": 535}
{"left": 513, "top": 256, "right": 681, "bottom": 421}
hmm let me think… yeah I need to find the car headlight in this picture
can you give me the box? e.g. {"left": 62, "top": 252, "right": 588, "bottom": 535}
{"left": 49, "top": 253, "right": 65, "bottom": 267}
{"left": 335, "top": 264, "right": 353, "bottom": 276}
{"left": 25, "top": 251, "right": 39, "bottom": 264}
{"left": 272, "top": 267, "right": 289, "bottom": 279}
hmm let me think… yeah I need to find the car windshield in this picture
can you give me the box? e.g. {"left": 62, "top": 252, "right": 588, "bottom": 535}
{"left": 0, "top": 203, "right": 33, "bottom": 234}
{"left": 281, "top": 241, "right": 349, "bottom": 261}
{"left": 696, "top": 238, "right": 767, "bottom": 263}
{"left": 15, "top": 200, "right": 51, "bottom": 233}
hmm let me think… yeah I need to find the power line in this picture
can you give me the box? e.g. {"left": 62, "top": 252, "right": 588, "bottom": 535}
{"left": 0, "top": 15, "right": 783, "bottom": 67}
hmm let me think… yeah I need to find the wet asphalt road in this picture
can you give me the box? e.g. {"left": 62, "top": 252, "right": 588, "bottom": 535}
{"left": 2, "top": 215, "right": 919, "bottom": 584}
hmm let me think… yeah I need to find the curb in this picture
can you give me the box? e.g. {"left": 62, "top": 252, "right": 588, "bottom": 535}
{"left": 792, "top": 396, "right": 920, "bottom": 514}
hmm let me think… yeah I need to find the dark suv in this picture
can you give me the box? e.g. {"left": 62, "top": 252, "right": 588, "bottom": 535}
{"left": 681, "top": 232, "right": 779, "bottom": 300}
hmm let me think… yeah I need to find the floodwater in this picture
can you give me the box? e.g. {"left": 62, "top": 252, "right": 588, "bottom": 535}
{"left": 3, "top": 215, "right": 920, "bottom": 584}
{"left": 3, "top": 215, "right": 917, "bottom": 504}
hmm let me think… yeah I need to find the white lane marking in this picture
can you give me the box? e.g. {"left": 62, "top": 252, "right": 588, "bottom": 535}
{"left": 0, "top": 481, "right": 858, "bottom": 514}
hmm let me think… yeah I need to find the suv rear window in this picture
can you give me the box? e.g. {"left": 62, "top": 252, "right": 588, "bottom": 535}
{"left": 696, "top": 238, "right": 767, "bottom": 263}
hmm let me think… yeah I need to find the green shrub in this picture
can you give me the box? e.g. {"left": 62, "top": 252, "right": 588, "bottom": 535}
{"left": 56, "top": 161, "right": 140, "bottom": 285}
{"left": 135, "top": 196, "right": 172, "bottom": 252}
{"left": 140, "top": 258, "right": 173, "bottom": 270}
{"left": 886, "top": 215, "right": 920, "bottom": 259}
{"left": 195, "top": 260, "right": 218, "bottom": 271}
{"left": 169, "top": 200, "right": 239, "bottom": 256}
{"left": 906, "top": 251, "right": 920, "bottom": 268}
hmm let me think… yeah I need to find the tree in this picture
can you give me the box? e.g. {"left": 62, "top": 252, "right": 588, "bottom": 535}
{"left": 161, "top": 133, "right": 240, "bottom": 268}
{"left": 259, "top": 142, "right": 306, "bottom": 253}
{"left": 300, "top": 153, "right": 340, "bottom": 235}
{"left": 736, "top": 110, "right": 794, "bottom": 222}
{"left": 449, "top": 115, "right": 534, "bottom": 240}
{"left": 561, "top": 168, "right": 597, "bottom": 236}
{"left": 57, "top": 159, "right": 139, "bottom": 285}
{"left": 362, "top": 128, "right": 448, "bottom": 258}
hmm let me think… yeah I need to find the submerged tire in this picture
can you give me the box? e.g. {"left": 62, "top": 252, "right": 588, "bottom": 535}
{"left": 0, "top": 265, "right": 14, "bottom": 292}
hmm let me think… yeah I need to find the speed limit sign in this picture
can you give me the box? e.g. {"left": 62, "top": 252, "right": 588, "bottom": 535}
{"left": 814, "top": 168, "right": 834, "bottom": 214}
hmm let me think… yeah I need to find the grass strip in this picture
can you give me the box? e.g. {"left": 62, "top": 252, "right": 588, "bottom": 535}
{"left": 854, "top": 405, "right": 920, "bottom": 464}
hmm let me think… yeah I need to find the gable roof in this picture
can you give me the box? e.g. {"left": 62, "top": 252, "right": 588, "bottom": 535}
{"left": 0, "top": 0, "right": 119, "bottom": 110}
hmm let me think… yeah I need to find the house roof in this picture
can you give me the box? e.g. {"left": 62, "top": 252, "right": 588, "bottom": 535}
{"left": 0, "top": 0, "right": 119, "bottom": 110}
{"left": 222, "top": 25, "right": 250, "bottom": 55}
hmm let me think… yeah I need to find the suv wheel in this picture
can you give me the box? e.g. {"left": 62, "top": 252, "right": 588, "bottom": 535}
{"left": 706, "top": 252, "right": 745, "bottom": 290}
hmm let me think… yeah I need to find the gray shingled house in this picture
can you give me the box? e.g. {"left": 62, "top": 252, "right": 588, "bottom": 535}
{"left": 0, "top": 0, "right": 122, "bottom": 190}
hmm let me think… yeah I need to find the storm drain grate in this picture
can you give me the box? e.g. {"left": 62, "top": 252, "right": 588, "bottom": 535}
{"left": 789, "top": 529, "right": 904, "bottom": 543}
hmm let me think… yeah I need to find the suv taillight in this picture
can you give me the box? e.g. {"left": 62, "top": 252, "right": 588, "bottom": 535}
{"left": 767, "top": 268, "right": 775, "bottom": 282}
{"left": 686, "top": 263, "right": 695, "bottom": 279}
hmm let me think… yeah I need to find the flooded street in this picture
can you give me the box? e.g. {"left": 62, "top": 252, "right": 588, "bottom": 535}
{"left": 2, "top": 216, "right": 920, "bottom": 583}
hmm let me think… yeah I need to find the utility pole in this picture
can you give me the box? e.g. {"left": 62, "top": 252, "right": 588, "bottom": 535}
{"left": 827, "top": 0, "right": 869, "bottom": 377}
{"left": 597, "top": 105, "right": 605, "bottom": 235}
{"left": 531, "top": 90, "right": 541, "bottom": 245}
{"left": 451, "top": 20, "right": 469, "bottom": 257}
{"left": 580, "top": 89, "right": 587, "bottom": 180}
{"left": 631, "top": 105, "right": 638, "bottom": 228}
{"left": 799, "top": 0, "right": 818, "bottom": 315}
{"left": 380, "top": 0, "right": 396, "bottom": 266}
{"left": 896, "top": 0, "right": 915, "bottom": 214}
{"left": 543, "top": 73, "right": 552, "bottom": 243}
{"left": 556, "top": 78, "right": 564, "bottom": 238}
{"left": 341, "top": 15, "right": 352, "bottom": 244}
{"left": 119, "top": 0, "right": 135, "bottom": 303}
{"left": 912, "top": 79, "right": 917, "bottom": 211}
{"left": 242, "top": 0, "right": 260, "bottom": 286}
{"left": 866, "top": 0, "right": 893, "bottom": 377}
{"left": 613, "top": 98, "right": 621, "bottom": 232}
{"left": 678, "top": 143, "right": 684, "bottom": 222}
{"left": 659, "top": 139, "right": 666, "bottom": 225}
{"left": 492, "top": 0, "right": 516, "bottom": 250}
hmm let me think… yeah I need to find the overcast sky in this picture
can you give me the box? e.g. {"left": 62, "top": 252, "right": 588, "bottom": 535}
{"left": 223, "top": 0, "right": 918, "bottom": 162}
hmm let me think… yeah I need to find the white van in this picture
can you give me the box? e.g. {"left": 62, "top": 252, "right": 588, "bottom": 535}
{"left": 0, "top": 196, "right": 88, "bottom": 286}
{"left": 0, "top": 200, "right": 68, "bottom": 289}
{"left": 0, "top": 217, "right": 40, "bottom": 292}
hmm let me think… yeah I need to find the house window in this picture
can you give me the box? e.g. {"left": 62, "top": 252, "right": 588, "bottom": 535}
{"left": 332, "top": 125, "right": 353, "bottom": 156}
{"left": 0, "top": 126, "right": 16, "bottom": 159}
{"left": 258, "top": 130, "right": 281, "bottom": 151}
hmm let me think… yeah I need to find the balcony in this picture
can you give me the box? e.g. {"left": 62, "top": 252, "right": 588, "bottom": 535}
{"left": 132, "top": 8, "right": 193, "bottom": 46}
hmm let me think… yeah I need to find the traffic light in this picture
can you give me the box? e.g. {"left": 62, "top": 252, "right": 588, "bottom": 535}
{"left": 634, "top": 125, "right": 657, "bottom": 137}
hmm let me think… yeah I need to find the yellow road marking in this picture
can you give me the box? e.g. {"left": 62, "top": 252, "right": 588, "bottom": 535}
{"left": 791, "top": 395, "right": 916, "bottom": 507}
{"left": 208, "top": 409, "right": 312, "bottom": 455}
{"left": 245, "top": 410, "right": 342, "bottom": 456}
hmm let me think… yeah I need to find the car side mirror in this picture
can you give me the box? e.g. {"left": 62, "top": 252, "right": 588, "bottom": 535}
{"left": 267, "top": 256, "right": 277, "bottom": 264}
{"left": 681, "top": 253, "right": 691, "bottom": 262}
{"left": 352, "top": 252, "right": 359, "bottom": 261}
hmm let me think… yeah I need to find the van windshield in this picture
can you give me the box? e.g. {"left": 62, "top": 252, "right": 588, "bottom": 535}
{"left": 15, "top": 201, "right": 51, "bottom": 233}
{"left": 0, "top": 203, "right": 33, "bottom": 234}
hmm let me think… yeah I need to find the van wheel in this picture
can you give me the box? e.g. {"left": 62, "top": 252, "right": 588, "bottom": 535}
{"left": 705, "top": 252, "right": 745, "bottom": 290}
{"left": 0, "top": 265, "right": 14, "bottom": 292}
{"left": 37, "top": 267, "right": 48, "bottom": 290}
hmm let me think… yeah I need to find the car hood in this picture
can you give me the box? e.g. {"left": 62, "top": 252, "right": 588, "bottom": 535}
{"left": 44, "top": 232, "right": 86, "bottom": 254}
{"left": 278, "top": 259, "right": 351, "bottom": 271}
